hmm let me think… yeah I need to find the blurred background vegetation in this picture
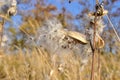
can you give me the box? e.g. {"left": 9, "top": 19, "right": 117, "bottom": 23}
{"left": 3, "top": 0, "right": 119, "bottom": 53}
{"left": 0, "top": 0, "right": 120, "bottom": 80}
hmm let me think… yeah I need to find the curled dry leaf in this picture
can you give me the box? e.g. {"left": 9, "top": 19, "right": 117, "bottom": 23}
{"left": 96, "top": 34, "right": 105, "bottom": 48}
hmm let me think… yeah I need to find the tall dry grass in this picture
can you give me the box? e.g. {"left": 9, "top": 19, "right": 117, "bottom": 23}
{"left": 0, "top": 47, "right": 120, "bottom": 80}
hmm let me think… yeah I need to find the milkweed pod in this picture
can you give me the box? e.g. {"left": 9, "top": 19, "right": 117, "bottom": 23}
{"left": 67, "top": 31, "right": 88, "bottom": 44}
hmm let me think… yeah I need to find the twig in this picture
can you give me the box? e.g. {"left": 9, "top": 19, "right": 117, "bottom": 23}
{"left": 106, "top": 15, "right": 120, "bottom": 42}
{"left": 0, "top": 14, "right": 11, "bottom": 21}
{"left": 0, "top": 14, "right": 11, "bottom": 47}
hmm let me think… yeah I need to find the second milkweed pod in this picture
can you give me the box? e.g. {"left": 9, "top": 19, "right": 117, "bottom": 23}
{"left": 67, "top": 31, "right": 88, "bottom": 44}
{"left": 96, "top": 34, "right": 105, "bottom": 49}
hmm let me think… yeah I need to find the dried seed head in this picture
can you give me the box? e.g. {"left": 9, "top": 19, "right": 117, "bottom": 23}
{"left": 7, "top": 6, "right": 17, "bottom": 16}
{"left": 0, "top": 0, "right": 17, "bottom": 16}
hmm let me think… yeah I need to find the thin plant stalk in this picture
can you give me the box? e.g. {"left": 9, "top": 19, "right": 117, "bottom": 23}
{"left": 106, "top": 15, "right": 120, "bottom": 42}
{"left": 0, "top": 18, "right": 5, "bottom": 47}
{"left": 98, "top": 49, "right": 101, "bottom": 80}
{"left": 90, "top": 0, "right": 98, "bottom": 80}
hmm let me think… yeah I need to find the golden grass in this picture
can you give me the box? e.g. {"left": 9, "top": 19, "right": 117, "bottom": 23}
{"left": 0, "top": 47, "right": 120, "bottom": 80}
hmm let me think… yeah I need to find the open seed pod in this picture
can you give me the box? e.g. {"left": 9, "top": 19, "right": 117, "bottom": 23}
{"left": 67, "top": 31, "right": 88, "bottom": 44}
{"left": 58, "top": 29, "right": 88, "bottom": 44}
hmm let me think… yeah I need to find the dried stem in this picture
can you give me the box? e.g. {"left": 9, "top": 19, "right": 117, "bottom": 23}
{"left": 90, "top": 0, "right": 98, "bottom": 80}
{"left": 90, "top": 15, "right": 97, "bottom": 80}
{"left": 0, "top": 18, "right": 5, "bottom": 47}
{"left": 106, "top": 15, "right": 120, "bottom": 42}
{"left": 98, "top": 49, "right": 101, "bottom": 80}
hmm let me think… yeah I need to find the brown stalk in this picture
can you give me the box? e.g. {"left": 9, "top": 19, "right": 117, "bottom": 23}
{"left": 98, "top": 49, "right": 101, "bottom": 80}
{"left": 0, "top": 18, "right": 5, "bottom": 47}
{"left": 90, "top": 0, "right": 98, "bottom": 80}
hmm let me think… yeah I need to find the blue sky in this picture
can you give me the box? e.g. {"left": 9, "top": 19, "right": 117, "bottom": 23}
{"left": 11, "top": 0, "right": 86, "bottom": 28}
{"left": 47, "top": 0, "right": 83, "bottom": 16}
{"left": 9, "top": 0, "right": 120, "bottom": 29}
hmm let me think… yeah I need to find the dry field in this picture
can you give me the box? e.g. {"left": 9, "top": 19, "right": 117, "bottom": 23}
{"left": 0, "top": 47, "right": 120, "bottom": 80}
